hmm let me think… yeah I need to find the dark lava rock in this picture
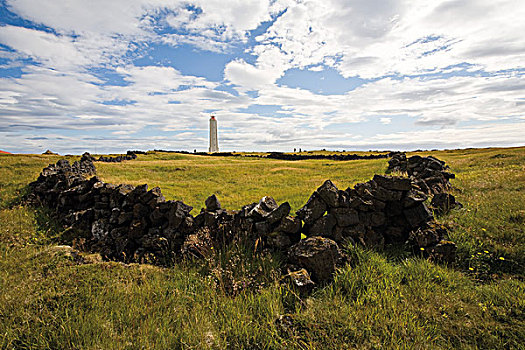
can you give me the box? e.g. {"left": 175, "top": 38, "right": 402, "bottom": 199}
{"left": 205, "top": 194, "right": 221, "bottom": 211}
{"left": 266, "top": 202, "right": 291, "bottom": 225}
{"left": 296, "top": 192, "right": 327, "bottom": 225}
{"left": 428, "top": 241, "right": 457, "bottom": 263}
{"left": 288, "top": 236, "right": 343, "bottom": 283}
{"left": 403, "top": 203, "right": 433, "bottom": 228}
{"left": 276, "top": 215, "right": 302, "bottom": 234}
{"left": 316, "top": 180, "right": 340, "bottom": 208}
{"left": 249, "top": 196, "right": 279, "bottom": 220}
{"left": 430, "top": 193, "right": 459, "bottom": 215}
{"left": 331, "top": 207, "right": 359, "bottom": 227}
{"left": 267, "top": 231, "right": 293, "bottom": 249}
{"left": 373, "top": 175, "right": 412, "bottom": 191}
{"left": 307, "top": 214, "right": 337, "bottom": 237}
{"left": 403, "top": 189, "right": 428, "bottom": 208}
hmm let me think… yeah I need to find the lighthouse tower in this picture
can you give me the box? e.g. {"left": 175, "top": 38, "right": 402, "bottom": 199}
{"left": 209, "top": 115, "right": 219, "bottom": 153}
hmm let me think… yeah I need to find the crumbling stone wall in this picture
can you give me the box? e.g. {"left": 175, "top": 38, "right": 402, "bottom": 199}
{"left": 387, "top": 152, "right": 461, "bottom": 215}
{"left": 29, "top": 152, "right": 458, "bottom": 285}
{"left": 83, "top": 151, "right": 138, "bottom": 163}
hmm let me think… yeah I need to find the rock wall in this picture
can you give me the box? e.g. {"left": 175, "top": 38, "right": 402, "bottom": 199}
{"left": 29, "top": 152, "right": 458, "bottom": 284}
{"left": 83, "top": 151, "right": 138, "bottom": 163}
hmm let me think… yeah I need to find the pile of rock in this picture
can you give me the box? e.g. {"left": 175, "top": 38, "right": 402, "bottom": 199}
{"left": 387, "top": 152, "right": 456, "bottom": 195}
{"left": 30, "top": 157, "right": 195, "bottom": 264}
{"left": 295, "top": 177, "right": 453, "bottom": 252}
{"left": 387, "top": 153, "right": 461, "bottom": 215}
{"left": 29, "top": 153, "right": 458, "bottom": 287}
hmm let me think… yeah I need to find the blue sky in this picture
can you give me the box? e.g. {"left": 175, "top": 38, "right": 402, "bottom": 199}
{"left": 0, "top": 0, "right": 524, "bottom": 154}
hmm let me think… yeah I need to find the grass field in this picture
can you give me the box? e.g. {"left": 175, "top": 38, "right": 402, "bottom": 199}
{"left": 1, "top": 147, "right": 524, "bottom": 349}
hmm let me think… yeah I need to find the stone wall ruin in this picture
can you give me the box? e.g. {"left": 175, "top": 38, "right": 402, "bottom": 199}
{"left": 28, "top": 152, "right": 459, "bottom": 286}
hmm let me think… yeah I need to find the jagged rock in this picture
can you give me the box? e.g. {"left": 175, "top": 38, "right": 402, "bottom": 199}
{"left": 288, "top": 236, "right": 343, "bottom": 283}
{"left": 267, "top": 231, "right": 293, "bottom": 249}
{"left": 255, "top": 221, "right": 271, "bottom": 235}
{"left": 369, "top": 211, "right": 386, "bottom": 227}
{"left": 296, "top": 192, "right": 327, "bottom": 225}
{"left": 205, "top": 194, "right": 221, "bottom": 211}
{"left": 266, "top": 202, "right": 291, "bottom": 225}
{"left": 361, "top": 228, "right": 385, "bottom": 248}
{"left": 403, "top": 204, "right": 433, "bottom": 228}
{"left": 371, "top": 186, "right": 403, "bottom": 202}
{"left": 316, "top": 180, "right": 340, "bottom": 208}
{"left": 276, "top": 216, "right": 302, "bottom": 234}
{"left": 249, "top": 196, "right": 279, "bottom": 220}
{"left": 408, "top": 224, "right": 445, "bottom": 248}
{"left": 182, "top": 229, "right": 212, "bottom": 258}
{"left": 168, "top": 201, "right": 193, "bottom": 229}
{"left": 430, "top": 193, "right": 459, "bottom": 215}
{"left": 373, "top": 175, "right": 412, "bottom": 191}
{"left": 403, "top": 189, "right": 428, "bottom": 208}
{"left": 91, "top": 219, "right": 109, "bottom": 240}
{"left": 307, "top": 214, "right": 336, "bottom": 237}
{"left": 385, "top": 200, "right": 404, "bottom": 217}
{"left": 331, "top": 207, "right": 359, "bottom": 227}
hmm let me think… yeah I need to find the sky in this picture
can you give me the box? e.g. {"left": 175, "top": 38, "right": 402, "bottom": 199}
{"left": 0, "top": 0, "right": 524, "bottom": 154}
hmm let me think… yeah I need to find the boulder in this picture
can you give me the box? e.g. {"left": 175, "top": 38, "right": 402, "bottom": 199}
{"left": 288, "top": 236, "right": 343, "bottom": 282}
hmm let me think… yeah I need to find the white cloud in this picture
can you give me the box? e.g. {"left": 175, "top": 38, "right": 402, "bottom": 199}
{"left": 1, "top": 0, "right": 524, "bottom": 153}
{"left": 224, "top": 59, "right": 283, "bottom": 90}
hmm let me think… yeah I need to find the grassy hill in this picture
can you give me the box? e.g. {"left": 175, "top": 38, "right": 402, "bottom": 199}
{"left": 1, "top": 147, "right": 524, "bottom": 349}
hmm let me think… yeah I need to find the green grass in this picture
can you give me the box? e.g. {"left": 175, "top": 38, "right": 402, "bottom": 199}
{"left": 1, "top": 147, "right": 524, "bottom": 349}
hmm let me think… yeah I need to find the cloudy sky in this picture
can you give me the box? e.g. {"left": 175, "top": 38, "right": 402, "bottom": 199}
{"left": 0, "top": 0, "right": 524, "bottom": 154}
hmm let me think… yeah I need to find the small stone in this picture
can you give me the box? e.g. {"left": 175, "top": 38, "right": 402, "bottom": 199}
{"left": 284, "top": 269, "right": 315, "bottom": 295}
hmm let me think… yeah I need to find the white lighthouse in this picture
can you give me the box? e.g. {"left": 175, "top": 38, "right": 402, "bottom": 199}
{"left": 209, "top": 115, "right": 219, "bottom": 153}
